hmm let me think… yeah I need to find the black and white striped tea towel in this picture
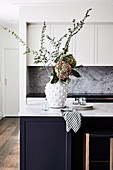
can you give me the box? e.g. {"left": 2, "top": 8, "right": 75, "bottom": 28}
{"left": 61, "top": 108, "right": 81, "bottom": 133}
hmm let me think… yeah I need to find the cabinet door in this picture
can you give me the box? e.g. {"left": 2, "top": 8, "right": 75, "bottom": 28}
{"left": 20, "top": 117, "right": 71, "bottom": 170}
{"left": 27, "top": 24, "right": 51, "bottom": 66}
{"left": 95, "top": 24, "right": 113, "bottom": 65}
{"left": 76, "top": 24, "right": 95, "bottom": 65}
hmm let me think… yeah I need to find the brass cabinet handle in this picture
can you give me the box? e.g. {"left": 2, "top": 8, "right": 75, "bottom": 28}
{"left": 5, "top": 78, "right": 7, "bottom": 85}
{"left": 86, "top": 133, "right": 90, "bottom": 170}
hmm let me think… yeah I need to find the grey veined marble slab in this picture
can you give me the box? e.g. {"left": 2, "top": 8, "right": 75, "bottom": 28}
{"left": 27, "top": 66, "right": 113, "bottom": 94}
{"left": 19, "top": 103, "right": 113, "bottom": 117}
{"left": 69, "top": 66, "right": 113, "bottom": 94}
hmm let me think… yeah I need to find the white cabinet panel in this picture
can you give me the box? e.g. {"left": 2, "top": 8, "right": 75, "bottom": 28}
{"left": 95, "top": 24, "right": 113, "bottom": 65}
{"left": 76, "top": 24, "right": 95, "bottom": 65}
{"left": 27, "top": 24, "right": 51, "bottom": 66}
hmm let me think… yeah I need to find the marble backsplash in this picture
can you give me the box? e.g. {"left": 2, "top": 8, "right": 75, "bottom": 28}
{"left": 27, "top": 66, "right": 113, "bottom": 94}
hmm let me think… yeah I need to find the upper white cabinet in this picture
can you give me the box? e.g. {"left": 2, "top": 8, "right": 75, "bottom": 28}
{"left": 27, "top": 23, "right": 113, "bottom": 66}
{"left": 76, "top": 23, "right": 113, "bottom": 65}
{"left": 27, "top": 24, "right": 51, "bottom": 66}
{"left": 95, "top": 24, "right": 113, "bottom": 65}
{"left": 76, "top": 24, "right": 95, "bottom": 65}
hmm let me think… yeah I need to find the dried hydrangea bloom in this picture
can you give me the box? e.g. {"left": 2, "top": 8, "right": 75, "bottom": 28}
{"left": 55, "top": 60, "right": 71, "bottom": 80}
{"left": 60, "top": 54, "right": 77, "bottom": 68}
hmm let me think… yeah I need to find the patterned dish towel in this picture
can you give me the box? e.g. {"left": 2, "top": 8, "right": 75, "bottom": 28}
{"left": 61, "top": 108, "right": 81, "bottom": 133}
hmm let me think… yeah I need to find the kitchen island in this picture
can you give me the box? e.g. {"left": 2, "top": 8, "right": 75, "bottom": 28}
{"left": 20, "top": 103, "right": 113, "bottom": 170}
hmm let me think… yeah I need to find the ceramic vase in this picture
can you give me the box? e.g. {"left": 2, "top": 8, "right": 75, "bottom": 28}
{"left": 45, "top": 80, "right": 68, "bottom": 108}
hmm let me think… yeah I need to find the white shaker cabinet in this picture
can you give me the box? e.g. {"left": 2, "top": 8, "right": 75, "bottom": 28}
{"left": 76, "top": 24, "right": 113, "bottom": 65}
{"left": 76, "top": 24, "right": 95, "bottom": 65}
{"left": 95, "top": 24, "right": 113, "bottom": 65}
{"left": 27, "top": 23, "right": 113, "bottom": 66}
{"left": 27, "top": 24, "right": 51, "bottom": 66}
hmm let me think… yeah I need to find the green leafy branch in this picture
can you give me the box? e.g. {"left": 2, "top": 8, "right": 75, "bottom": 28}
{"left": 46, "top": 33, "right": 67, "bottom": 63}
{"left": 34, "top": 21, "right": 50, "bottom": 64}
{"left": 63, "top": 8, "right": 92, "bottom": 54}
{"left": 3, "top": 24, "right": 51, "bottom": 76}
{"left": 44, "top": 8, "right": 92, "bottom": 63}
{"left": 51, "top": 67, "right": 59, "bottom": 84}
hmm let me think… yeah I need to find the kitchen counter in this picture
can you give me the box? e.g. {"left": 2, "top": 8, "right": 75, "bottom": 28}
{"left": 19, "top": 103, "right": 113, "bottom": 117}
{"left": 20, "top": 102, "right": 113, "bottom": 170}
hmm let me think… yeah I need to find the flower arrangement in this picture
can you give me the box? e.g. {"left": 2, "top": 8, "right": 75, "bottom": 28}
{"left": 55, "top": 60, "right": 71, "bottom": 80}
{"left": 3, "top": 8, "right": 92, "bottom": 84}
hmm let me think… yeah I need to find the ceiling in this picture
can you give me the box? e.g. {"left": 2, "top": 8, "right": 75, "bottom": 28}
{"left": 1, "top": 0, "right": 113, "bottom": 4}
{"left": 0, "top": 0, "right": 113, "bottom": 26}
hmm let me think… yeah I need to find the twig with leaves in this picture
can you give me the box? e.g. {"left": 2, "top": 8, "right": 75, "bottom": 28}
{"left": 3, "top": 24, "right": 51, "bottom": 76}
{"left": 46, "top": 33, "right": 67, "bottom": 62}
{"left": 45, "top": 8, "right": 92, "bottom": 61}
{"left": 63, "top": 8, "right": 92, "bottom": 54}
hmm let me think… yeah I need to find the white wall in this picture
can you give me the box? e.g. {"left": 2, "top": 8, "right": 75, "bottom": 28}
{"left": 2, "top": 26, "right": 19, "bottom": 48}
{"left": 19, "top": 3, "right": 113, "bottom": 111}
{"left": 0, "top": 26, "right": 2, "bottom": 119}
{"left": 19, "top": 4, "right": 113, "bottom": 22}
{"left": 0, "top": 25, "right": 19, "bottom": 117}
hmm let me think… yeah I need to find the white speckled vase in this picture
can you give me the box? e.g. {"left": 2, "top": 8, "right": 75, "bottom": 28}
{"left": 45, "top": 80, "right": 68, "bottom": 108}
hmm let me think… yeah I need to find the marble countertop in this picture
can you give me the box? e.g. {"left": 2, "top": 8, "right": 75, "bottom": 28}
{"left": 19, "top": 103, "right": 113, "bottom": 117}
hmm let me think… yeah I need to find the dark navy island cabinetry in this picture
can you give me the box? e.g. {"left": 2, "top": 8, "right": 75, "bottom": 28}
{"left": 20, "top": 117, "right": 71, "bottom": 170}
{"left": 20, "top": 116, "right": 113, "bottom": 170}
